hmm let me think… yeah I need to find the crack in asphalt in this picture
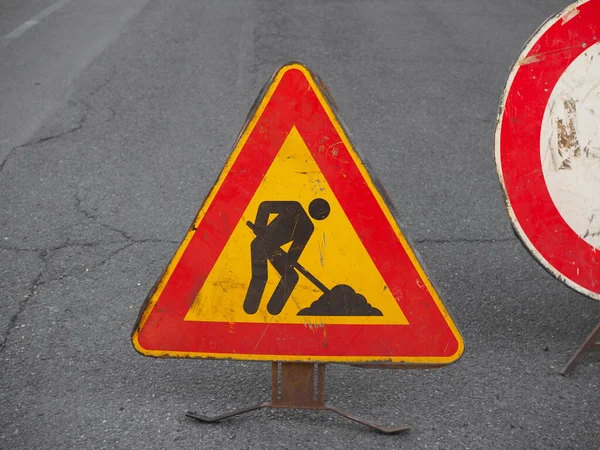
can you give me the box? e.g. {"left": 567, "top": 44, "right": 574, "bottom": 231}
{"left": 0, "top": 270, "right": 44, "bottom": 350}
{"left": 72, "top": 193, "right": 179, "bottom": 248}
{"left": 0, "top": 248, "right": 48, "bottom": 351}
{"left": 74, "top": 192, "right": 134, "bottom": 241}
{"left": 0, "top": 66, "right": 129, "bottom": 350}
{"left": 0, "top": 103, "right": 88, "bottom": 174}
{"left": 0, "top": 65, "right": 133, "bottom": 350}
{"left": 0, "top": 66, "right": 118, "bottom": 174}
{"left": 0, "top": 188, "right": 179, "bottom": 352}
{"left": 0, "top": 235, "right": 177, "bottom": 352}
{"left": 0, "top": 146, "right": 18, "bottom": 173}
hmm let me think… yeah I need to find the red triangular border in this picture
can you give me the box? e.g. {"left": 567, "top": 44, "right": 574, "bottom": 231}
{"left": 133, "top": 64, "right": 463, "bottom": 363}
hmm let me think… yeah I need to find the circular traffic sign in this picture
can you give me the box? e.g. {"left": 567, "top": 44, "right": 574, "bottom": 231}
{"left": 495, "top": 0, "right": 600, "bottom": 301}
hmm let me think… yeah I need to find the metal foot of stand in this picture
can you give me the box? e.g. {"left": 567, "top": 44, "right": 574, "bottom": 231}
{"left": 186, "top": 362, "right": 410, "bottom": 435}
{"left": 560, "top": 322, "right": 600, "bottom": 376}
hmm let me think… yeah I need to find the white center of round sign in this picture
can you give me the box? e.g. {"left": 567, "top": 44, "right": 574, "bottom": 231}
{"left": 541, "top": 41, "right": 600, "bottom": 249}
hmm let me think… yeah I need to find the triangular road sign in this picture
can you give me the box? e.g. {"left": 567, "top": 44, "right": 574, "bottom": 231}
{"left": 132, "top": 62, "right": 463, "bottom": 365}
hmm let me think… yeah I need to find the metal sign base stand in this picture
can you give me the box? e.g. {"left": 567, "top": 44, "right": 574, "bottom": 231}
{"left": 560, "top": 322, "right": 600, "bottom": 376}
{"left": 186, "top": 362, "right": 410, "bottom": 434}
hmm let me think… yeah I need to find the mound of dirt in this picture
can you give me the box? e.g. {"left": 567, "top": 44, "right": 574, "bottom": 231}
{"left": 297, "top": 284, "right": 382, "bottom": 316}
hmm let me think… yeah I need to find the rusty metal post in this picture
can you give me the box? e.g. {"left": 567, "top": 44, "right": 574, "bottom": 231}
{"left": 561, "top": 322, "right": 600, "bottom": 376}
{"left": 271, "top": 362, "right": 324, "bottom": 408}
{"left": 186, "top": 362, "right": 409, "bottom": 434}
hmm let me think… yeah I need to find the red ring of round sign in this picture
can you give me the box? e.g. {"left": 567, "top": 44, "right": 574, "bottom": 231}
{"left": 495, "top": 0, "right": 599, "bottom": 301}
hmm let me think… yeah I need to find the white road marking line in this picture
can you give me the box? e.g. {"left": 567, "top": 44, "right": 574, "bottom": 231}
{"left": 2, "top": 0, "right": 74, "bottom": 44}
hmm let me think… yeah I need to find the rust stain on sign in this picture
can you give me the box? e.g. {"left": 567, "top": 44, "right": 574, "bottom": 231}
{"left": 542, "top": 43, "right": 600, "bottom": 248}
{"left": 555, "top": 98, "right": 582, "bottom": 170}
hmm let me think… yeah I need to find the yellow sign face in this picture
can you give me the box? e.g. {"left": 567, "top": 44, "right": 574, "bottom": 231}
{"left": 184, "top": 127, "right": 408, "bottom": 325}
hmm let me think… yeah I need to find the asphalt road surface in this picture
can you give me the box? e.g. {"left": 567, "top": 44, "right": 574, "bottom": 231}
{"left": 1, "top": 1, "right": 598, "bottom": 449}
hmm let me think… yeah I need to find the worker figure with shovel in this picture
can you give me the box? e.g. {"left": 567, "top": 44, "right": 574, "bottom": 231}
{"left": 244, "top": 198, "right": 330, "bottom": 316}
